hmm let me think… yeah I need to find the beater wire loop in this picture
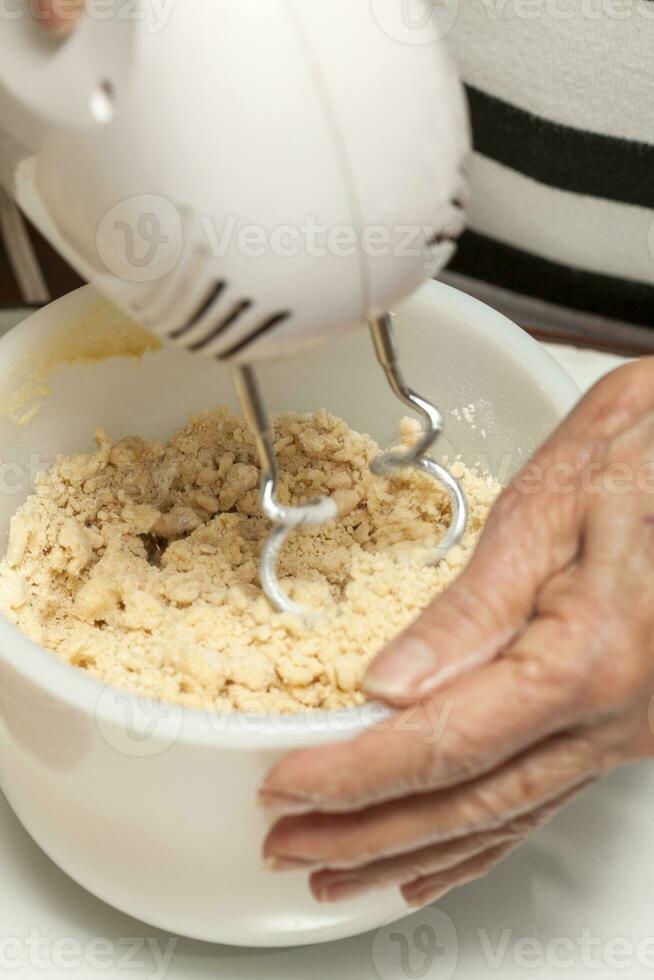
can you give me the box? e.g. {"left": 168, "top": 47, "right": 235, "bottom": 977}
{"left": 232, "top": 365, "right": 336, "bottom": 620}
{"left": 369, "top": 313, "right": 468, "bottom": 564}
{"left": 234, "top": 313, "right": 468, "bottom": 620}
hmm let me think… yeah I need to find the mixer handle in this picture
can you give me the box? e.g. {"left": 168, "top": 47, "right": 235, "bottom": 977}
{"left": 0, "top": 1, "right": 135, "bottom": 138}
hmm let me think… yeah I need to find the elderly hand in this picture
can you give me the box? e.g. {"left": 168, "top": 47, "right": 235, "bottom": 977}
{"left": 261, "top": 359, "right": 654, "bottom": 907}
{"left": 32, "top": 0, "right": 84, "bottom": 36}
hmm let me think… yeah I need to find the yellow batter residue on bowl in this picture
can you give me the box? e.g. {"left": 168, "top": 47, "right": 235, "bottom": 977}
{"left": 0, "top": 408, "right": 500, "bottom": 713}
{"left": 0, "top": 301, "right": 160, "bottom": 427}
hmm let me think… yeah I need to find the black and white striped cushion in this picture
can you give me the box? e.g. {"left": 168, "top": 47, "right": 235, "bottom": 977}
{"left": 442, "top": 0, "right": 654, "bottom": 350}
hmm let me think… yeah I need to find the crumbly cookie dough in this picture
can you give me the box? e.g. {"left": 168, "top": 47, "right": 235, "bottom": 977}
{"left": 0, "top": 408, "right": 500, "bottom": 713}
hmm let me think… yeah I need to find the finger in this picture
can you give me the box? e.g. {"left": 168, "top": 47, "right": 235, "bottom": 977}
{"left": 365, "top": 358, "right": 654, "bottom": 707}
{"left": 31, "top": 0, "right": 84, "bottom": 36}
{"left": 261, "top": 573, "right": 603, "bottom": 813}
{"left": 263, "top": 730, "right": 605, "bottom": 869}
{"left": 409, "top": 780, "right": 609, "bottom": 909}
{"left": 402, "top": 839, "right": 520, "bottom": 908}
{"left": 309, "top": 783, "right": 585, "bottom": 903}
{"left": 558, "top": 357, "right": 654, "bottom": 443}
{"left": 363, "top": 362, "right": 654, "bottom": 708}
{"left": 363, "top": 465, "right": 581, "bottom": 705}
{"left": 309, "top": 830, "right": 516, "bottom": 903}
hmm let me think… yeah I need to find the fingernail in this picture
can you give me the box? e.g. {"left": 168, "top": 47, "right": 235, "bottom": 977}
{"left": 365, "top": 630, "right": 516, "bottom": 702}
{"left": 315, "top": 879, "right": 368, "bottom": 903}
{"left": 403, "top": 882, "right": 450, "bottom": 908}
{"left": 265, "top": 855, "right": 315, "bottom": 872}
{"left": 405, "top": 890, "right": 444, "bottom": 908}
{"left": 258, "top": 788, "right": 312, "bottom": 812}
{"left": 364, "top": 637, "right": 440, "bottom": 700}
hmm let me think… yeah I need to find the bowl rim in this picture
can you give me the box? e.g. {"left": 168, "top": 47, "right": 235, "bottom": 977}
{"left": 0, "top": 280, "right": 580, "bottom": 749}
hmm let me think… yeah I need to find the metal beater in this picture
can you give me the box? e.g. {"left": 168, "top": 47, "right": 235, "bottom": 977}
{"left": 232, "top": 312, "right": 467, "bottom": 619}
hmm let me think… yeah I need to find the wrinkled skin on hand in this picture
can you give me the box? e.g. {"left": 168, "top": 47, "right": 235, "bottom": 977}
{"left": 261, "top": 359, "right": 654, "bottom": 907}
{"left": 32, "top": 0, "right": 84, "bottom": 36}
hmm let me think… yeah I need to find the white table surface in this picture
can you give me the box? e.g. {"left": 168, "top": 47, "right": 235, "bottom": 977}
{"left": 2, "top": 332, "right": 650, "bottom": 979}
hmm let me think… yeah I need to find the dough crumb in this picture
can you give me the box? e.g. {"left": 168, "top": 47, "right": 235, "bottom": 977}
{"left": 0, "top": 408, "right": 500, "bottom": 713}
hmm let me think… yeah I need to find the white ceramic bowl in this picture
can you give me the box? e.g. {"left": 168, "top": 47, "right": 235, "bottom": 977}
{"left": 0, "top": 282, "right": 578, "bottom": 947}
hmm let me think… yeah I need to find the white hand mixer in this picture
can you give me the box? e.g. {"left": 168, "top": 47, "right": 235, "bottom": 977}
{"left": 0, "top": 0, "right": 471, "bottom": 618}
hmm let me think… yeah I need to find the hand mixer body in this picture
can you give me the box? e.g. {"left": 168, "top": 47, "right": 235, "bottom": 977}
{"left": 0, "top": 0, "right": 469, "bottom": 362}
{"left": 0, "top": 0, "right": 471, "bottom": 616}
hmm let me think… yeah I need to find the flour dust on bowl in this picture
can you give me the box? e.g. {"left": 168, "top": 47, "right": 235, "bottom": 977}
{"left": 0, "top": 281, "right": 578, "bottom": 946}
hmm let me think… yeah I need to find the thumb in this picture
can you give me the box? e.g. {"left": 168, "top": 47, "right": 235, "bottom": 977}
{"left": 364, "top": 473, "right": 580, "bottom": 705}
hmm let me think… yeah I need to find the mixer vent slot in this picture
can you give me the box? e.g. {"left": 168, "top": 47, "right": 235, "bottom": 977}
{"left": 169, "top": 280, "right": 227, "bottom": 340}
{"left": 427, "top": 192, "right": 467, "bottom": 248}
{"left": 426, "top": 229, "right": 458, "bottom": 247}
{"left": 218, "top": 311, "right": 291, "bottom": 360}
{"left": 188, "top": 299, "right": 254, "bottom": 351}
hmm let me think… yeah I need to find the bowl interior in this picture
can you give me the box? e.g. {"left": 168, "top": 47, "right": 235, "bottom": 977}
{"left": 0, "top": 281, "right": 577, "bottom": 548}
